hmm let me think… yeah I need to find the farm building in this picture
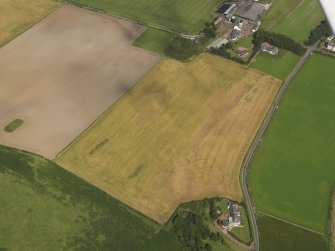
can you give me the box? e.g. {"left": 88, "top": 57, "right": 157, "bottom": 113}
{"left": 325, "top": 36, "right": 335, "bottom": 51}
{"left": 216, "top": 0, "right": 267, "bottom": 40}
{"left": 228, "top": 202, "right": 242, "bottom": 227}
{"left": 236, "top": 47, "right": 249, "bottom": 57}
{"left": 234, "top": 0, "right": 265, "bottom": 22}
{"left": 231, "top": 29, "right": 241, "bottom": 41}
{"left": 217, "top": 202, "right": 243, "bottom": 229}
{"left": 261, "top": 42, "right": 279, "bottom": 55}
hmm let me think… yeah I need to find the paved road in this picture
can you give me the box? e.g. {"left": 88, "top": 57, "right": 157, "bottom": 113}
{"left": 240, "top": 45, "right": 316, "bottom": 251}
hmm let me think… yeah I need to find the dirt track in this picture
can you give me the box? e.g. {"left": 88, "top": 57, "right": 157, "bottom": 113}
{"left": 0, "top": 6, "right": 159, "bottom": 158}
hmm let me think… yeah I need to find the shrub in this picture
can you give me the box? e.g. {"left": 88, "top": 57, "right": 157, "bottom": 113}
{"left": 165, "top": 37, "right": 201, "bottom": 61}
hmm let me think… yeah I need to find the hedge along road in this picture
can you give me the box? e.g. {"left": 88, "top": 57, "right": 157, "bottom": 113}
{"left": 240, "top": 44, "right": 316, "bottom": 251}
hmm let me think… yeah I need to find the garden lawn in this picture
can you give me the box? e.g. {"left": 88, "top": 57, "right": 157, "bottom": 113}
{"left": 66, "top": 0, "right": 222, "bottom": 34}
{"left": 249, "top": 54, "right": 335, "bottom": 232}
{"left": 250, "top": 49, "right": 300, "bottom": 80}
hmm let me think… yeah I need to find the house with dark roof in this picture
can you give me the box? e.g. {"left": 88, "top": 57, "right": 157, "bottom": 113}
{"left": 234, "top": 0, "right": 265, "bottom": 22}
{"left": 236, "top": 47, "right": 249, "bottom": 57}
{"left": 261, "top": 42, "right": 279, "bottom": 55}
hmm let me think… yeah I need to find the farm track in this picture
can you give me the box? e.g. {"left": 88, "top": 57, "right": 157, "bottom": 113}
{"left": 241, "top": 45, "right": 316, "bottom": 251}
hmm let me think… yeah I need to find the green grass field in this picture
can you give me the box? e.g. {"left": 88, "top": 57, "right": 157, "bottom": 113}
{"left": 0, "top": 146, "right": 180, "bottom": 251}
{"left": 258, "top": 215, "right": 328, "bottom": 251}
{"left": 262, "top": 0, "right": 324, "bottom": 41}
{"left": 250, "top": 49, "right": 300, "bottom": 80}
{"left": 249, "top": 54, "right": 335, "bottom": 232}
{"left": 67, "top": 0, "right": 222, "bottom": 34}
{"left": 133, "top": 28, "right": 175, "bottom": 55}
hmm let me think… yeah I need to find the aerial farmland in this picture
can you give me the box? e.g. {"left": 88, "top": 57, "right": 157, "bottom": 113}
{"left": 57, "top": 53, "right": 281, "bottom": 223}
{"left": 2, "top": 0, "right": 335, "bottom": 250}
{"left": 66, "top": 0, "right": 222, "bottom": 33}
{"left": 249, "top": 54, "right": 335, "bottom": 248}
{"left": 0, "top": 6, "right": 159, "bottom": 158}
{"left": 262, "top": 0, "right": 324, "bottom": 41}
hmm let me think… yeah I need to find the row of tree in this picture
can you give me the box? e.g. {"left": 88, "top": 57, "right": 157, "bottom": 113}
{"left": 304, "top": 20, "right": 332, "bottom": 46}
{"left": 253, "top": 29, "right": 306, "bottom": 56}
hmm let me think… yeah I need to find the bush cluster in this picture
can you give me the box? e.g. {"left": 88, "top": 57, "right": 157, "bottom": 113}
{"left": 164, "top": 37, "right": 201, "bottom": 61}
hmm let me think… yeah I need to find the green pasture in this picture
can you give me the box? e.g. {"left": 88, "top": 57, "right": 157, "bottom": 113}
{"left": 67, "top": 0, "right": 222, "bottom": 34}
{"left": 249, "top": 54, "right": 335, "bottom": 232}
{"left": 0, "top": 146, "right": 180, "bottom": 251}
{"left": 250, "top": 49, "right": 300, "bottom": 80}
{"left": 273, "top": 0, "right": 324, "bottom": 41}
{"left": 262, "top": 0, "right": 324, "bottom": 41}
{"left": 258, "top": 215, "right": 328, "bottom": 251}
{"left": 133, "top": 28, "right": 175, "bottom": 55}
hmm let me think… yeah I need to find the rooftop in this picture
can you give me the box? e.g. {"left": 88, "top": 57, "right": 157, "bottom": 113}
{"left": 234, "top": 1, "right": 265, "bottom": 21}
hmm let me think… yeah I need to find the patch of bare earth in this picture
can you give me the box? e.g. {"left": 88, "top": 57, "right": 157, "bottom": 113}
{"left": 0, "top": 6, "right": 159, "bottom": 158}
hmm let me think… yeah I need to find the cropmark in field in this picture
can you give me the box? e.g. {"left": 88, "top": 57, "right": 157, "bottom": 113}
{"left": 57, "top": 53, "right": 282, "bottom": 223}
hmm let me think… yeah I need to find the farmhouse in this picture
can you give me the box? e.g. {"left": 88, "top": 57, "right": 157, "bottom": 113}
{"left": 228, "top": 202, "right": 242, "bottom": 227}
{"left": 217, "top": 202, "right": 243, "bottom": 229}
{"left": 261, "top": 42, "right": 279, "bottom": 55}
{"left": 236, "top": 47, "right": 249, "bottom": 57}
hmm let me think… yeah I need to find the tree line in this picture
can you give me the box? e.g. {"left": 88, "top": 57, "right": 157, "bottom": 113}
{"left": 304, "top": 20, "right": 332, "bottom": 46}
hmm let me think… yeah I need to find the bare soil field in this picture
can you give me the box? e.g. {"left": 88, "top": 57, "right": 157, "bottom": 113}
{"left": 0, "top": 6, "right": 159, "bottom": 158}
{"left": 57, "top": 54, "right": 282, "bottom": 223}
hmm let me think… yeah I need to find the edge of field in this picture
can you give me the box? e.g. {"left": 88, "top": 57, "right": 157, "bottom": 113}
{"left": 55, "top": 56, "right": 163, "bottom": 161}
{"left": 60, "top": 0, "right": 190, "bottom": 35}
{"left": 329, "top": 187, "right": 335, "bottom": 251}
{"left": 0, "top": 3, "right": 63, "bottom": 48}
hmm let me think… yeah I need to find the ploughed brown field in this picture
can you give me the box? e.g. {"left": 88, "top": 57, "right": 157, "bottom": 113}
{"left": 57, "top": 54, "right": 282, "bottom": 223}
{"left": 0, "top": 6, "right": 159, "bottom": 158}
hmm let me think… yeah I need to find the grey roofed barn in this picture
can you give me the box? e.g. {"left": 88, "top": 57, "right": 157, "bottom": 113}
{"left": 234, "top": 1, "right": 265, "bottom": 21}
